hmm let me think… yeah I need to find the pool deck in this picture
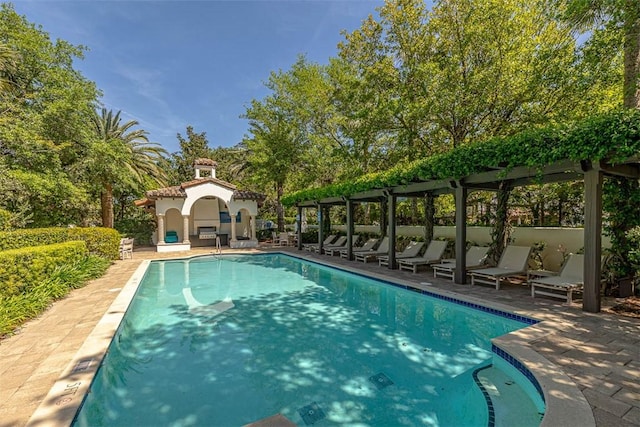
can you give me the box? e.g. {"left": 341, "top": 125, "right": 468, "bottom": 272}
{"left": 1, "top": 245, "right": 639, "bottom": 427}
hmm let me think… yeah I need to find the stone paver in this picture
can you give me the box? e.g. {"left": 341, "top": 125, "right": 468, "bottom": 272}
{"left": 1, "top": 245, "right": 639, "bottom": 426}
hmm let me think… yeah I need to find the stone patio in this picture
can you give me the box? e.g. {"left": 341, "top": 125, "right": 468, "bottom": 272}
{"left": 1, "top": 245, "right": 638, "bottom": 426}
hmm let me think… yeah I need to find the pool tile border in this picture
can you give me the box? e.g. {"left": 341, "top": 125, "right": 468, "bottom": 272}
{"left": 472, "top": 365, "right": 496, "bottom": 427}
{"left": 492, "top": 344, "right": 545, "bottom": 402}
{"left": 281, "top": 250, "right": 596, "bottom": 427}
{"left": 279, "top": 251, "right": 540, "bottom": 325}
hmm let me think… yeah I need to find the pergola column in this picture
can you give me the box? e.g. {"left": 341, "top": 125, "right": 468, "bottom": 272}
{"left": 182, "top": 215, "right": 190, "bottom": 244}
{"left": 454, "top": 185, "right": 468, "bottom": 284}
{"left": 387, "top": 191, "right": 396, "bottom": 269}
{"left": 583, "top": 168, "right": 603, "bottom": 313}
{"left": 297, "top": 206, "right": 303, "bottom": 250}
{"left": 346, "top": 199, "right": 355, "bottom": 260}
{"left": 157, "top": 213, "right": 165, "bottom": 244}
{"left": 317, "top": 204, "right": 325, "bottom": 253}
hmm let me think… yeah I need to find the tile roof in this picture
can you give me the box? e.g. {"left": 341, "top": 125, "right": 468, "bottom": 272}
{"left": 146, "top": 185, "right": 184, "bottom": 198}
{"left": 233, "top": 190, "right": 267, "bottom": 201}
{"left": 144, "top": 178, "right": 266, "bottom": 202}
{"left": 194, "top": 158, "right": 218, "bottom": 167}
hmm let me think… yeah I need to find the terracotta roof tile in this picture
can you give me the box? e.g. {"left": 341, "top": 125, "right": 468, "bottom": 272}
{"left": 194, "top": 158, "right": 218, "bottom": 167}
{"left": 144, "top": 178, "right": 265, "bottom": 203}
{"left": 233, "top": 190, "right": 267, "bottom": 201}
{"left": 146, "top": 185, "right": 185, "bottom": 198}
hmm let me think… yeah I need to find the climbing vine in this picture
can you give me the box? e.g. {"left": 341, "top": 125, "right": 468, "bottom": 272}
{"left": 282, "top": 110, "right": 640, "bottom": 206}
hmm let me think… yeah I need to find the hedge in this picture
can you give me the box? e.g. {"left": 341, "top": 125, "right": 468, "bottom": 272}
{"left": 0, "top": 227, "right": 120, "bottom": 259}
{"left": 0, "top": 240, "right": 88, "bottom": 298}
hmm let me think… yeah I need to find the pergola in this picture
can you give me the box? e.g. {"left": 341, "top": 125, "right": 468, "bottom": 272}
{"left": 288, "top": 114, "right": 640, "bottom": 314}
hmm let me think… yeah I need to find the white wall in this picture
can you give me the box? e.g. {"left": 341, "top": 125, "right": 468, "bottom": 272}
{"left": 191, "top": 198, "right": 220, "bottom": 235}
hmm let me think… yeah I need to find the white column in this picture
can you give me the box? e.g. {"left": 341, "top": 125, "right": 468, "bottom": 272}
{"left": 230, "top": 212, "right": 237, "bottom": 242}
{"left": 182, "top": 215, "right": 190, "bottom": 244}
{"left": 157, "top": 213, "right": 165, "bottom": 244}
{"left": 250, "top": 215, "right": 257, "bottom": 240}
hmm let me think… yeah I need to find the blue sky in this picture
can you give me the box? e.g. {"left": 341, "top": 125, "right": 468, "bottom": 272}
{"left": 13, "top": 0, "right": 383, "bottom": 153}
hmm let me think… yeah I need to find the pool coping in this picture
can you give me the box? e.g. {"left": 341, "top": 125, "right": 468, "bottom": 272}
{"left": 25, "top": 260, "right": 151, "bottom": 427}
{"left": 283, "top": 251, "right": 596, "bottom": 427}
{"left": 26, "top": 251, "right": 595, "bottom": 427}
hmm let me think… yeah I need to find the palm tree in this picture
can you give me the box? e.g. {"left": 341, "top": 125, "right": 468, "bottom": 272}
{"left": 90, "top": 108, "right": 167, "bottom": 228}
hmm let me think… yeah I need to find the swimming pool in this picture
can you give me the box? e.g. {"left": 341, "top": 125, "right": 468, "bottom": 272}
{"left": 73, "top": 253, "right": 543, "bottom": 426}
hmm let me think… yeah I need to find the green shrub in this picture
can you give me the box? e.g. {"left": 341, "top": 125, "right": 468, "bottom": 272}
{"left": 0, "top": 209, "right": 12, "bottom": 231}
{"left": 67, "top": 227, "right": 120, "bottom": 259}
{"left": 0, "top": 227, "right": 120, "bottom": 259}
{"left": 0, "top": 254, "right": 110, "bottom": 338}
{"left": 0, "top": 241, "right": 88, "bottom": 298}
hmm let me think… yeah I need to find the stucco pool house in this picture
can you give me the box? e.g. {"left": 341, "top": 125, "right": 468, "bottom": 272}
{"left": 138, "top": 158, "right": 265, "bottom": 252}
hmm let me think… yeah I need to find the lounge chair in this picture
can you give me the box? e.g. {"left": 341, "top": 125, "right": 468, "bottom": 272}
{"left": 278, "top": 232, "right": 290, "bottom": 246}
{"left": 469, "top": 245, "right": 532, "bottom": 290}
{"left": 378, "top": 241, "right": 425, "bottom": 267}
{"left": 303, "top": 234, "right": 336, "bottom": 252}
{"left": 119, "top": 238, "right": 134, "bottom": 260}
{"left": 339, "top": 237, "right": 378, "bottom": 259}
{"left": 432, "top": 246, "right": 489, "bottom": 280}
{"left": 530, "top": 254, "right": 584, "bottom": 303}
{"left": 354, "top": 236, "right": 390, "bottom": 263}
{"left": 325, "top": 235, "right": 359, "bottom": 256}
{"left": 165, "top": 231, "right": 179, "bottom": 243}
{"left": 314, "top": 235, "right": 347, "bottom": 254}
{"left": 397, "top": 240, "right": 448, "bottom": 273}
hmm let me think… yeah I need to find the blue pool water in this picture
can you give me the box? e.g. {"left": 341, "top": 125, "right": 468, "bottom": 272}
{"left": 74, "top": 254, "right": 540, "bottom": 426}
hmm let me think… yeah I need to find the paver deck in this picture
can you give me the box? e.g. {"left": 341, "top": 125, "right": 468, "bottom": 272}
{"left": 1, "top": 245, "right": 639, "bottom": 426}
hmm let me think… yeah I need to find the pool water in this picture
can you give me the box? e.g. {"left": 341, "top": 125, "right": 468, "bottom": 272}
{"left": 74, "top": 254, "right": 541, "bottom": 426}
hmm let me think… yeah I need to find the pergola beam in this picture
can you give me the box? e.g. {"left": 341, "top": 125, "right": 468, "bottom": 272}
{"left": 595, "top": 160, "right": 640, "bottom": 179}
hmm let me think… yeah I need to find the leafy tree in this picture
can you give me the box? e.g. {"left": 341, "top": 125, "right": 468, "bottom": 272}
{"left": 558, "top": 0, "right": 640, "bottom": 108}
{"left": 0, "top": 4, "right": 100, "bottom": 227}
{"left": 0, "top": 40, "right": 16, "bottom": 94}
{"left": 170, "top": 126, "right": 213, "bottom": 184}
{"left": 85, "top": 108, "right": 167, "bottom": 228}
{"left": 0, "top": 3, "right": 99, "bottom": 167}
{"left": 242, "top": 68, "right": 309, "bottom": 230}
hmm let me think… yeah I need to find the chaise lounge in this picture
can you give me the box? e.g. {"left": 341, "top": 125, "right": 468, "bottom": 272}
{"left": 530, "top": 254, "right": 584, "bottom": 303}
{"left": 339, "top": 237, "right": 379, "bottom": 259}
{"left": 432, "top": 246, "right": 489, "bottom": 280}
{"left": 303, "top": 234, "right": 336, "bottom": 252}
{"left": 354, "top": 236, "right": 390, "bottom": 263}
{"left": 378, "top": 241, "right": 425, "bottom": 267}
{"left": 469, "top": 245, "right": 532, "bottom": 290}
{"left": 315, "top": 235, "right": 347, "bottom": 254}
{"left": 397, "top": 240, "right": 448, "bottom": 273}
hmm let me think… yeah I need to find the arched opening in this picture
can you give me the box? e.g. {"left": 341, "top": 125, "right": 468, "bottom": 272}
{"left": 165, "top": 208, "right": 183, "bottom": 242}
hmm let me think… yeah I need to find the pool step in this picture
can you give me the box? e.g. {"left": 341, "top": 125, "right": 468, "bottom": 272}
{"left": 476, "top": 366, "right": 545, "bottom": 427}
